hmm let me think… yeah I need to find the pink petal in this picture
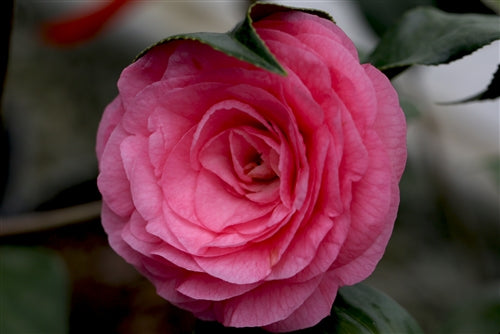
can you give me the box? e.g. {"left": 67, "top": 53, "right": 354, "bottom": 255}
{"left": 121, "top": 212, "right": 204, "bottom": 273}
{"left": 97, "top": 123, "right": 134, "bottom": 217}
{"left": 200, "top": 130, "right": 248, "bottom": 195}
{"left": 299, "top": 34, "right": 378, "bottom": 134}
{"left": 161, "top": 127, "right": 202, "bottom": 224}
{"left": 194, "top": 169, "right": 277, "bottom": 232}
{"left": 257, "top": 18, "right": 377, "bottom": 138}
{"left": 193, "top": 242, "right": 273, "bottom": 284}
{"left": 117, "top": 43, "right": 171, "bottom": 100}
{"left": 313, "top": 129, "right": 343, "bottom": 217}
{"left": 122, "top": 210, "right": 160, "bottom": 245}
{"left": 176, "top": 273, "right": 259, "bottom": 301}
{"left": 255, "top": 28, "right": 334, "bottom": 107}
{"left": 199, "top": 128, "right": 281, "bottom": 202}
{"left": 191, "top": 99, "right": 273, "bottom": 170}
{"left": 139, "top": 259, "right": 210, "bottom": 310}
{"left": 255, "top": 11, "right": 358, "bottom": 60}
{"left": 364, "top": 64, "right": 407, "bottom": 179}
{"left": 120, "top": 135, "right": 162, "bottom": 221}
{"left": 101, "top": 203, "right": 144, "bottom": 269}
{"left": 332, "top": 130, "right": 394, "bottom": 284}
{"left": 338, "top": 105, "right": 369, "bottom": 189}
{"left": 147, "top": 108, "right": 195, "bottom": 178}
{"left": 203, "top": 205, "right": 290, "bottom": 249}
{"left": 217, "top": 275, "right": 322, "bottom": 328}
{"left": 332, "top": 185, "right": 398, "bottom": 286}
{"left": 193, "top": 209, "right": 303, "bottom": 284}
{"left": 230, "top": 127, "right": 281, "bottom": 179}
{"left": 96, "top": 97, "right": 124, "bottom": 159}
{"left": 263, "top": 272, "right": 339, "bottom": 332}
{"left": 267, "top": 212, "right": 333, "bottom": 280}
{"left": 157, "top": 201, "right": 218, "bottom": 256}
{"left": 122, "top": 79, "right": 232, "bottom": 136}
{"left": 287, "top": 213, "right": 351, "bottom": 283}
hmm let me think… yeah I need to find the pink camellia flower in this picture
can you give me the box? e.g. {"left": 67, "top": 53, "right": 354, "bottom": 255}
{"left": 96, "top": 7, "right": 406, "bottom": 333}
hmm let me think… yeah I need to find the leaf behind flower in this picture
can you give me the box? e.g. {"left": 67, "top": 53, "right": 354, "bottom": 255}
{"left": 367, "top": 7, "right": 500, "bottom": 78}
{"left": 135, "top": 2, "right": 334, "bottom": 76}
{"left": 357, "top": 0, "right": 435, "bottom": 36}
{"left": 329, "top": 284, "right": 424, "bottom": 334}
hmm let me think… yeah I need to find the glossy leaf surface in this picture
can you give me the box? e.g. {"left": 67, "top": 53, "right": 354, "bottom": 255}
{"left": 368, "top": 7, "right": 500, "bottom": 78}
{"left": 136, "top": 2, "right": 333, "bottom": 75}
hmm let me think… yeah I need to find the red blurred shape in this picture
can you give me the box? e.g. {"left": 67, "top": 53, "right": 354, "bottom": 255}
{"left": 42, "top": 0, "right": 132, "bottom": 46}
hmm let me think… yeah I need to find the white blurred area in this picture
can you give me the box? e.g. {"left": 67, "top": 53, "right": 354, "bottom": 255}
{"left": 398, "top": 43, "right": 500, "bottom": 206}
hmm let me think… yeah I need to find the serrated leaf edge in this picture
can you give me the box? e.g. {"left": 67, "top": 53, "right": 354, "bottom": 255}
{"left": 133, "top": 1, "right": 335, "bottom": 76}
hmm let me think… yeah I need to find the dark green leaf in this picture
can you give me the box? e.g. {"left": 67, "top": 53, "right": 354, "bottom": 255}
{"left": 0, "top": 247, "right": 69, "bottom": 334}
{"left": 136, "top": 2, "right": 334, "bottom": 76}
{"left": 358, "top": 0, "right": 435, "bottom": 36}
{"left": 330, "top": 284, "right": 424, "bottom": 334}
{"left": 136, "top": 30, "right": 285, "bottom": 75}
{"left": 367, "top": 7, "right": 500, "bottom": 78}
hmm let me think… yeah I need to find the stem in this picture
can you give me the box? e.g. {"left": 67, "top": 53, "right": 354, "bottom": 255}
{"left": 0, "top": 201, "right": 102, "bottom": 236}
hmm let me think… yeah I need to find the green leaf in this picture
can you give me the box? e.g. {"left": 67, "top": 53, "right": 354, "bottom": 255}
{"left": 367, "top": 7, "right": 500, "bottom": 78}
{"left": 135, "top": 2, "right": 334, "bottom": 76}
{"left": 357, "top": 0, "right": 435, "bottom": 36}
{"left": 330, "top": 284, "right": 424, "bottom": 334}
{"left": 0, "top": 247, "right": 70, "bottom": 334}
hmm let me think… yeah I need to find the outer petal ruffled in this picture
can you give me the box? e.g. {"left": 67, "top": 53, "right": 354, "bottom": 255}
{"left": 101, "top": 203, "right": 145, "bottom": 270}
{"left": 266, "top": 212, "right": 332, "bottom": 281}
{"left": 120, "top": 135, "right": 162, "bottom": 221}
{"left": 254, "top": 11, "right": 358, "bottom": 60}
{"left": 96, "top": 97, "right": 124, "bottom": 159}
{"left": 364, "top": 64, "right": 407, "bottom": 179}
{"left": 117, "top": 43, "right": 171, "bottom": 100}
{"left": 176, "top": 274, "right": 259, "bottom": 301}
{"left": 331, "top": 130, "right": 394, "bottom": 284}
{"left": 263, "top": 271, "right": 339, "bottom": 332}
{"left": 217, "top": 275, "right": 322, "bottom": 328}
{"left": 97, "top": 123, "right": 134, "bottom": 217}
{"left": 332, "top": 181, "right": 400, "bottom": 286}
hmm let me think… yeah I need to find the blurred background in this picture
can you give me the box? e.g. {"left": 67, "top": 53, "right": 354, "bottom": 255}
{"left": 1, "top": 0, "right": 499, "bottom": 333}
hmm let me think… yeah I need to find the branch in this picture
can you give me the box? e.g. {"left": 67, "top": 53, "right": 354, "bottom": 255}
{"left": 0, "top": 201, "right": 102, "bottom": 236}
